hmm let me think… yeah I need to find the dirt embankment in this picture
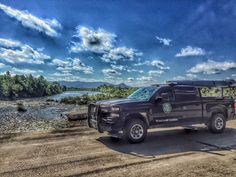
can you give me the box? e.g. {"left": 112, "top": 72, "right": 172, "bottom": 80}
{"left": 0, "top": 119, "right": 236, "bottom": 177}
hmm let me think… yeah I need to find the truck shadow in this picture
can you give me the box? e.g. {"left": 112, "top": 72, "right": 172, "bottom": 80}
{"left": 98, "top": 127, "right": 236, "bottom": 157}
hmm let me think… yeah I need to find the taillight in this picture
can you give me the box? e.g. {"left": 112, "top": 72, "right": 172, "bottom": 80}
{"left": 234, "top": 102, "right": 236, "bottom": 110}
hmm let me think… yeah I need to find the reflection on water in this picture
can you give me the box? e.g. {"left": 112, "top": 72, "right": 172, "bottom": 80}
{"left": 48, "top": 91, "right": 100, "bottom": 100}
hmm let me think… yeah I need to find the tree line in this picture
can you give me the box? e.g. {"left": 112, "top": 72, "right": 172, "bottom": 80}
{"left": 61, "top": 85, "right": 137, "bottom": 105}
{"left": 0, "top": 71, "right": 65, "bottom": 99}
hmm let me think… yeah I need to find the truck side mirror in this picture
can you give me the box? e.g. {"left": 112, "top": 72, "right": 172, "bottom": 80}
{"left": 155, "top": 96, "right": 162, "bottom": 102}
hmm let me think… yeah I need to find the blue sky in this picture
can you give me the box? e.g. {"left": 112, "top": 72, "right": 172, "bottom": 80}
{"left": 0, "top": 0, "right": 236, "bottom": 86}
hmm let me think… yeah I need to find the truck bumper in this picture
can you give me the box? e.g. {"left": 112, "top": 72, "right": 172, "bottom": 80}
{"left": 89, "top": 118, "right": 124, "bottom": 136}
{"left": 88, "top": 104, "right": 124, "bottom": 136}
{"left": 228, "top": 108, "right": 236, "bottom": 120}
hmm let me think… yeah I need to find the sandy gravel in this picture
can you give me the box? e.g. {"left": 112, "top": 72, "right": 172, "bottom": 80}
{"left": 0, "top": 99, "right": 87, "bottom": 134}
{"left": 0, "top": 119, "right": 236, "bottom": 177}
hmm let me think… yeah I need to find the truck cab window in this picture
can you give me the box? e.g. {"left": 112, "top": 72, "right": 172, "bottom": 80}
{"left": 158, "top": 87, "right": 174, "bottom": 101}
{"left": 174, "top": 86, "right": 198, "bottom": 101}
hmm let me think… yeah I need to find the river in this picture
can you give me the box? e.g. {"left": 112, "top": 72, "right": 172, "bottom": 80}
{"left": 48, "top": 91, "right": 100, "bottom": 100}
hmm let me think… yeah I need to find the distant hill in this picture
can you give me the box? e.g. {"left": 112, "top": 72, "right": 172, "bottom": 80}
{"left": 59, "top": 81, "right": 129, "bottom": 88}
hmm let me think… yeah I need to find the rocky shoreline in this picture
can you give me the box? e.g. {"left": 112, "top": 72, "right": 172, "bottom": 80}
{"left": 0, "top": 98, "right": 88, "bottom": 134}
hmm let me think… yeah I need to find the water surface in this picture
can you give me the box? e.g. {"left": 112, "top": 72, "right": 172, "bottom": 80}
{"left": 48, "top": 91, "right": 100, "bottom": 100}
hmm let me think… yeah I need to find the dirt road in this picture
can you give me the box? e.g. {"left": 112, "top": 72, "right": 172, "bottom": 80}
{"left": 0, "top": 120, "right": 236, "bottom": 177}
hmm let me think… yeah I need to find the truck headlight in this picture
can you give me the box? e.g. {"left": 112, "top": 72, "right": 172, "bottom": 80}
{"left": 111, "top": 107, "right": 120, "bottom": 112}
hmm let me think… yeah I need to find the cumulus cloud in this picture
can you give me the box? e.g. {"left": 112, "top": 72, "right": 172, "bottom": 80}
{"left": 72, "top": 58, "right": 94, "bottom": 74}
{"left": 175, "top": 46, "right": 206, "bottom": 57}
{"left": 188, "top": 60, "right": 236, "bottom": 74}
{"left": 101, "top": 47, "right": 142, "bottom": 63}
{"left": 0, "top": 38, "right": 21, "bottom": 48}
{"left": 70, "top": 26, "right": 116, "bottom": 53}
{"left": 127, "top": 69, "right": 144, "bottom": 73}
{"left": 127, "top": 77, "right": 134, "bottom": 82}
{"left": 11, "top": 67, "right": 43, "bottom": 76}
{"left": 134, "top": 59, "right": 170, "bottom": 70}
{"left": 0, "top": 63, "right": 6, "bottom": 68}
{"left": 156, "top": 36, "right": 172, "bottom": 46}
{"left": 53, "top": 58, "right": 94, "bottom": 74}
{"left": 0, "top": 38, "right": 50, "bottom": 64}
{"left": 148, "top": 70, "right": 164, "bottom": 76}
{"left": 70, "top": 26, "right": 142, "bottom": 63}
{"left": 173, "top": 73, "right": 197, "bottom": 80}
{"left": 52, "top": 58, "right": 70, "bottom": 67}
{"left": 136, "top": 76, "right": 153, "bottom": 81}
{"left": 111, "top": 64, "right": 125, "bottom": 71}
{"left": 102, "top": 69, "right": 122, "bottom": 77}
{"left": 150, "top": 60, "right": 170, "bottom": 70}
{"left": 0, "top": 3, "right": 61, "bottom": 37}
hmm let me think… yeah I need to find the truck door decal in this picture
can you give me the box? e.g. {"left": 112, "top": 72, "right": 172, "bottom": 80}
{"left": 163, "top": 103, "right": 172, "bottom": 114}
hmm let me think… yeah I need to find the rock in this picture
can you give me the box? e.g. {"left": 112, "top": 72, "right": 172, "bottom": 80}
{"left": 64, "top": 112, "right": 88, "bottom": 121}
{"left": 17, "top": 102, "right": 27, "bottom": 112}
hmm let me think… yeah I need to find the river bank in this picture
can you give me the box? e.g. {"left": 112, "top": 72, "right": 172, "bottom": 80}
{"left": 0, "top": 97, "right": 88, "bottom": 134}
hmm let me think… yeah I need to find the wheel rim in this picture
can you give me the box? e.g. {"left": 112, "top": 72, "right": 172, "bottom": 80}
{"left": 130, "top": 124, "right": 144, "bottom": 140}
{"left": 215, "top": 117, "right": 224, "bottom": 130}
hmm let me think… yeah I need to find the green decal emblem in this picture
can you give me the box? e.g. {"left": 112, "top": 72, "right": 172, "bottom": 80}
{"left": 163, "top": 103, "right": 172, "bottom": 114}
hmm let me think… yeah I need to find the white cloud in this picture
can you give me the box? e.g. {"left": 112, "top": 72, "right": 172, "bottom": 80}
{"left": 134, "top": 61, "right": 150, "bottom": 66}
{"left": 127, "top": 77, "right": 134, "bottom": 82}
{"left": 0, "top": 3, "right": 61, "bottom": 37}
{"left": 101, "top": 47, "right": 142, "bottom": 63}
{"left": 172, "top": 73, "right": 197, "bottom": 80}
{"left": 137, "top": 76, "right": 153, "bottom": 81}
{"left": 70, "top": 26, "right": 116, "bottom": 53}
{"left": 150, "top": 60, "right": 170, "bottom": 70}
{"left": 0, "top": 38, "right": 50, "bottom": 64}
{"left": 102, "top": 69, "right": 122, "bottom": 77}
{"left": 53, "top": 57, "right": 94, "bottom": 74}
{"left": 127, "top": 69, "right": 144, "bottom": 73}
{"left": 175, "top": 46, "right": 206, "bottom": 57}
{"left": 72, "top": 58, "right": 94, "bottom": 74}
{"left": 52, "top": 58, "right": 70, "bottom": 67}
{"left": 111, "top": 64, "right": 125, "bottom": 71}
{"left": 186, "top": 73, "right": 197, "bottom": 79}
{"left": 0, "top": 63, "right": 6, "bottom": 68}
{"left": 0, "top": 38, "right": 21, "bottom": 48}
{"left": 134, "top": 59, "right": 170, "bottom": 70}
{"left": 188, "top": 60, "right": 236, "bottom": 74}
{"left": 156, "top": 36, "right": 172, "bottom": 46}
{"left": 172, "top": 76, "right": 186, "bottom": 80}
{"left": 70, "top": 26, "right": 142, "bottom": 63}
{"left": 148, "top": 70, "right": 164, "bottom": 76}
{"left": 11, "top": 67, "right": 43, "bottom": 75}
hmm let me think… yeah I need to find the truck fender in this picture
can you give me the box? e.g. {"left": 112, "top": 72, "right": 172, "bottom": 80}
{"left": 208, "top": 105, "right": 227, "bottom": 121}
{"left": 124, "top": 112, "right": 150, "bottom": 127}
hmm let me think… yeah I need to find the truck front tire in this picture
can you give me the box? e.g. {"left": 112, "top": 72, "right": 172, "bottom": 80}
{"left": 208, "top": 113, "right": 226, "bottom": 133}
{"left": 125, "top": 118, "right": 147, "bottom": 143}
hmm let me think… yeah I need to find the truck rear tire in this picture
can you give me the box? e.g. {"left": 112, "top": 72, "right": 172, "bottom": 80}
{"left": 124, "top": 118, "right": 147, "bottom": 144}
{"left": 208, "top": 113, "right": 226, "bottom": 133}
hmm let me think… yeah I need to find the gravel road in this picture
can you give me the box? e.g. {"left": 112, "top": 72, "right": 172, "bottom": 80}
{"left": 0, "top": 120, "right": 236, "bottom": 177}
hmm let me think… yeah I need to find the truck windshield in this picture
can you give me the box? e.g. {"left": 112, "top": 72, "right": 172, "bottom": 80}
{"left": 127, "top": 87, "right": 157, "bottom": 101}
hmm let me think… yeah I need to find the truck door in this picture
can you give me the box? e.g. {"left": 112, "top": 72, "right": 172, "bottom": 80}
{"left": 152, "top": 87, "right": 182, "bottom": 125}
{"left": 173, "top": 86, "right": 202, "bottom": 124}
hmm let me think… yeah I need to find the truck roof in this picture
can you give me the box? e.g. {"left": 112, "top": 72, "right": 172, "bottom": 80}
{"left": 166, "top": 79, "right": 236, "bottom": 87}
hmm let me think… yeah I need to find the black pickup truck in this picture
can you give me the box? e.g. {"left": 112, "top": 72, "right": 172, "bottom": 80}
{"left": 88, "top": 80, "right": 236, "bottom": 143}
